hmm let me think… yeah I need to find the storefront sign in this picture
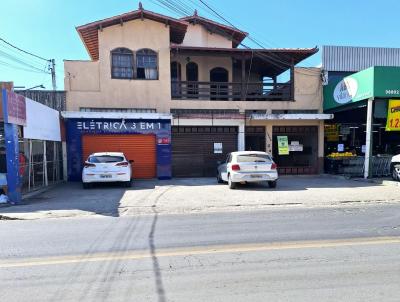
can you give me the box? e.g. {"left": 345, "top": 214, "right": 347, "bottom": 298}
{"left": 214, "top": 143, "right": 223, "bottom": 154}
{"left": 66, "top": 118, "right": 172, "bottom": 181}
{"left": 325, "top": 124, "right": 339, "bottom": 142}
{"left": 324, "top": 67, "right": 400, "bottom": 111}
{"left": 2, "top": 90, "right": 26, "bottom": 126}
{"left": 386, "top": 99, "right": 400, "bottom": 131}
{"left": 23, "top": 98, "right": 61, "bottom": 141}
{"left": 277, "top": 136, "right": 289, "bottom": 155}
{"left": 333, "top": 77, "right": 358, "bottom": 104}
{"left": 76, "top": 120, "right": 162, "bottom": 132}
{"left": 289, "top": 145, "right": 303, "bottom": 152}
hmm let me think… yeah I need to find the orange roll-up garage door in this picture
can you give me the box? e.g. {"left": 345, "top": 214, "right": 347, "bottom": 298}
{"left": 82, "top": 134, "right": 156, "bottom": 179}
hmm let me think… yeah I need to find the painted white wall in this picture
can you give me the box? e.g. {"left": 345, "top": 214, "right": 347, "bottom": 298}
{"left": 23, "top": 98, "right": 61, "bottom": 141}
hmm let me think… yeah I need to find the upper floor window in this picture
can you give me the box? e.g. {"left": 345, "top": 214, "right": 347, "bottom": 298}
{"left": 111, "top": 48, "right": 134, "bottom": 79}
{"left": 136, "top": 49, "right": 158, "bottom": 80}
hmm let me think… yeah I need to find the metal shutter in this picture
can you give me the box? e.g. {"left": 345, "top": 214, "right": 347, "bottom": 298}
{"left": 172, "top": 126, "right": 238, "bottom": 177}
{"left": 82, "top": 134, "right": 156, "bottom": 179}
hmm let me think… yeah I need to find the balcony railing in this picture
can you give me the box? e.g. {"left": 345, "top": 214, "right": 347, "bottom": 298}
{"left": 171, "top": 81, "right": 291, "bottom": 101}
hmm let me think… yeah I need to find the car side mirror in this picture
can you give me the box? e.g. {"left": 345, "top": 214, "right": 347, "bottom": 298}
{"left": 129, "top": 160, "right": 134, "bottom": 163}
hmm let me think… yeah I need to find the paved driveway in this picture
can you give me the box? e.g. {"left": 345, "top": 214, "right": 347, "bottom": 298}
{"left": 0, "top": 176, "right": 399, "bottom": 219}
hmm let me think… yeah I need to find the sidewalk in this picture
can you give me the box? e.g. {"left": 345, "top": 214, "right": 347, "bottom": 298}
{"left": 0, "top": 175, "right": 399, "bottom": 220}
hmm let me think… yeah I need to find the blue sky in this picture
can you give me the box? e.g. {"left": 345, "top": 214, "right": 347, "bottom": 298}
{"left": 1, "top": 0, "right": 400, "bottom": 90}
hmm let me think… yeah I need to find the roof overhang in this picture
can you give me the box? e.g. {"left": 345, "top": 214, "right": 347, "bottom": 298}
{"left": 171, "top": 45, "right": 319, "bottom": 76}
{"left": 250, "top": 113, "right": 333, "bottom": 120}
{"left": 180, "top": 15, "right": 247, "bottom": 48}
{"left": 61, "top": 111, "right": 172, "bottom": 120}
{"left": 76, "top": 9, "right": 188, "bottom": 60}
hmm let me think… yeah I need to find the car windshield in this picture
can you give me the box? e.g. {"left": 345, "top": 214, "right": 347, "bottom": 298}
{"left": 237, "top": 154, "right": 271, "bottom": 163}
{"left": 88, "top": 155, "right": 124, "bottom": 163}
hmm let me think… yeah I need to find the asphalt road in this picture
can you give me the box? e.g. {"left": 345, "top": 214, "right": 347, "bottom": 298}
{"left": 1, "top": 204, "right": 400, "bottom": 301}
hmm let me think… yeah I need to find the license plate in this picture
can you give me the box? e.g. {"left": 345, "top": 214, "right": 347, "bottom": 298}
{"left": 100, "top": 174, "right": 112, "bottom": 178}
{"left": 250, "top": 174, "right": 262, "bottom": 178}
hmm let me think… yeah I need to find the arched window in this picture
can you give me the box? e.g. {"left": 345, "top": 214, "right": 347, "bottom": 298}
{"left": 111, "top": 48, "right": 133, "bottom": 79}
{"left": 186, "top": 62, "right": 198, "bottom": 97}
{"left": 210, "top": 67, "right": 229, "bottom": 100}
{"left": 136, "top": 49, "right": 158, "bottom": 80}
{"left": 171, "top": 62, "right": 181, "bottom": 98}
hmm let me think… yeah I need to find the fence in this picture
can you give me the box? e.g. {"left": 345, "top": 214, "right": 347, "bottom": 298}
{"left": 19, "top": 140, "right": 63, "bottom": 193}
{"left": 326, "top": 155, "right": 392, "bottom": 177}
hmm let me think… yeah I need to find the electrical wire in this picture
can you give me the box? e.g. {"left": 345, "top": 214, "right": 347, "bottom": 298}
{"left": 194, "top": 0, "right": 320, "bottom": 75}
{"left": 0, "top": 59, "right": 48, "bottom": 74}
{"left": 0, "top": 37, "right": 49, "bottom": 62}
{"left": 0, "top": 49, "right": 50, "bottom": 74}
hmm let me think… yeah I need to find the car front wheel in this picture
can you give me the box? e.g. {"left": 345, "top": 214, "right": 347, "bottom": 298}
{"left": 392, "top": 164, "right": 400, "bottom": 181}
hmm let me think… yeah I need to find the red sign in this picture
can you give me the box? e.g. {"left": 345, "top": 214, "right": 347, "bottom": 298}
{"left": 157, "top": 137, "right": 170, "bottom": 145}
{"left": 4, "top": 91, "right": 26, "bottom": 126}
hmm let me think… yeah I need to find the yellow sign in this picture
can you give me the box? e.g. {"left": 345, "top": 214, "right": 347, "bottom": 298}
{"left": 277, "top": 136, "right": 289, "bottom": 155}
{"left": 325, "top": 124, "right": 339, "bottom": 142}
{"left": 386, "top": 99, "right": 400, "bottom": 131}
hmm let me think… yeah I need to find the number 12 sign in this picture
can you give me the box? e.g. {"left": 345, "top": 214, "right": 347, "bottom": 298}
{"left": 386, "top": 99, "right": 400, "bottom": 131}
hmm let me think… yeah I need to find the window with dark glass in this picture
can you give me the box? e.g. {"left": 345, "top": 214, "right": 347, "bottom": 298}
{"left": 136, "top": 49, "right": 158, "bottom": 80}
{"left": 111, "top": 48, "right": 134, "bottom": 79}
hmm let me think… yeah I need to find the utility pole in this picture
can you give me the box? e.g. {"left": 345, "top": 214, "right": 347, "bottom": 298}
{"left": 50, "top": 59, "right": 56, "bottom": 91}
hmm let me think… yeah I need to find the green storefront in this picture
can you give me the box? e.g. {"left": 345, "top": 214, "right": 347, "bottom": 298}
{"left": 323, "top": 66, "right": 400, "bottom": 178}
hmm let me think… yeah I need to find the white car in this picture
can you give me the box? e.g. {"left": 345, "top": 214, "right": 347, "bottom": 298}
{"left": 391, "top": 154, "right": 400, "bottom": 181}
{"left": 82, "top": 152, "right": 133, "bottom": 188}
{"left": 217, "top": 151, "right": 278, "bottom": 189}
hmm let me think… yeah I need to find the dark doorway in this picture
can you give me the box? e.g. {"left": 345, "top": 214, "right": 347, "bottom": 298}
{"left": 186, "top": 62, "right": 198, "bottom": 98}
{"left": 245, "top": 126, "right": 266, "bottom": 151}
{"left": 272, "top": 126, "right": 318, "bottom": 175}
{"left": 210, "top": 67, "right": 228, "bottom": 100}
{"left": 171, "top": 61, "right": 181, "bottom": 98}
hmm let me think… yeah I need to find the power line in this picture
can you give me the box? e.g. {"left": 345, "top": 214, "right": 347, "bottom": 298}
{"left": 0, "top": 37, "right": 57, "bottom": 90}
{"left": 153, "top": 0, "right": 320, "bottom": 77}
{"left": 0, "top": 49, "right": 50, "bottom": 73}
{"left": 195, "top": 0, "right": 319, "bottom": 75}
{"left": 0, "top": 37, "right": 49, "bottom": 62}
{"left": 0, "top": 59, "right": 48, "bottom": 74}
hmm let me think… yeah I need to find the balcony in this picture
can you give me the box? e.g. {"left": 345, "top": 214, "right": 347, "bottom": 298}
{"left": 171, "top": 81, "right": 291, "bottom": 101}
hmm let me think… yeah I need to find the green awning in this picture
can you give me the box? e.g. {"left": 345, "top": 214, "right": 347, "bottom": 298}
{"left": 323, "top": 66, "right": 400, "bottom": 112}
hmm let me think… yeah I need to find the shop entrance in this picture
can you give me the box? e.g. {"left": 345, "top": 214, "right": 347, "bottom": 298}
{"left": 272, "top": 126, "right": 318, "bottom": 175}
{"left": 82, "top": 134, "right": 156, "bottom": 179}
{"left": 245, "top": 126, "right": 266, "bottom": 151}
{"left": 172, "top": 126, "right": 237, "bottom": 177}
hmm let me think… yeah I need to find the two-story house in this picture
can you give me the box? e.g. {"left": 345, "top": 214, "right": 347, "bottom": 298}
{"left": 63, "top": 4, "right": 331, "bottom": 180}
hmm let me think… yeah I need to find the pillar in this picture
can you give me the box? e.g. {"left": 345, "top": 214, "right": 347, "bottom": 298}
{"left": 364, "top": 98, "right": 374, "bottom": 179}
{"left": 4, "top": 123, "right": 21, "bottom": 204}
{"left": 238, "top": 123, "right": 245, "bottom": 151}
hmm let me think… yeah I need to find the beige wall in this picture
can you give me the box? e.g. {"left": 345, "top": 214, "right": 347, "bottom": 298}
{"left": 65, "top": 19, "right": 172, "bottom": 112}
{"left": 65, "top": 18, "right": 322, "bottom": 116}
{"left": 181, "top": 23, "right": 232, "bottom": 48}
{"left": 171, "top": 55, "right": 233, "bottom": 82}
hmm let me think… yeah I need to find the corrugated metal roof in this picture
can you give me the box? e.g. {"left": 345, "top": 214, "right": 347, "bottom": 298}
{"left": 323, "top": 45, "right": 400, "bottom": 72}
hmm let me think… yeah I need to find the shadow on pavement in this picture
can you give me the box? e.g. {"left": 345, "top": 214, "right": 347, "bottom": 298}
{"left": 0, "top": 175, "right": 384, "bottom": 218}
